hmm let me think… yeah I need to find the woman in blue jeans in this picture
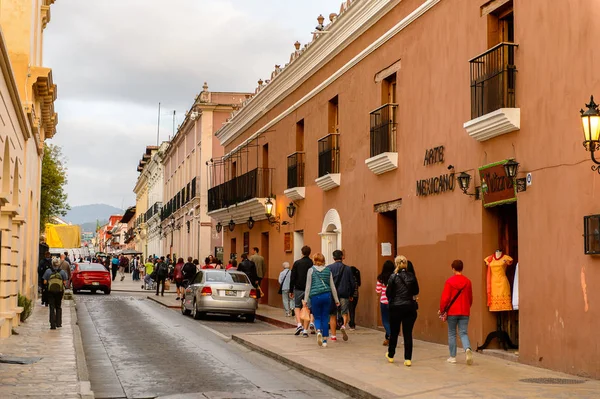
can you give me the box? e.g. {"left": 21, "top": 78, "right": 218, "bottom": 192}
{"left": 439, "top": 260, "right": 474, "bottom": 364}
{"left": 304, "top": 253, "right": 339, "bottom": 348}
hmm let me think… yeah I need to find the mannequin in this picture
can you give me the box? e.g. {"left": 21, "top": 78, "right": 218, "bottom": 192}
{"left": 484, "top": 249, "right": 513, "bottom": 312}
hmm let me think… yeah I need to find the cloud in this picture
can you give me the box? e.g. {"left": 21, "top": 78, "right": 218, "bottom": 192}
{"left": 45, "top": 0, "right": 345, "bottom": 207}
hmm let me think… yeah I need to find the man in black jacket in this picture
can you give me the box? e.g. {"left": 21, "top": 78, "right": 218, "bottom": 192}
{"left": 328, "top": 250, "right": 356, "bottom": 342}
{"left": 38, "top": 252, "right": 53, "bottom": 306}
{"left": 237, "top": 253, "right": 258, "bottom": 287}
{"left": 289, "top": 245, "right": 313, "bottom": 336}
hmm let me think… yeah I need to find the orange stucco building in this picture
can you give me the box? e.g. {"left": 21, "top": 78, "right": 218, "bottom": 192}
{"left": 210, "top": 0, "right": 600, "bottom": 378}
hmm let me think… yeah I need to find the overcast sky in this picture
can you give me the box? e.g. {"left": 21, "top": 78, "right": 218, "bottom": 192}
{"left": 45, "top": 0, "right": 344, "bottom": 209}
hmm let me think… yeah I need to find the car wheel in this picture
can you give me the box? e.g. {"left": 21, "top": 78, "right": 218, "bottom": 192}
{"left": 245, "top": 313, "right": 256, "bottom": 323}
{"left": 181, "top": 300, "right": 191, "bottom": 316}
{"left": 104, "top": 289, "right": 111, "bottom": 295}
{"left": 192, "top": 300, "right": 201, "bottom": 320}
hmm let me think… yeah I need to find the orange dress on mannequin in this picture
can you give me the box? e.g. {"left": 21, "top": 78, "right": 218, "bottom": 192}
{"left": 485, "top": 254, "right": 513, "bottom": 311}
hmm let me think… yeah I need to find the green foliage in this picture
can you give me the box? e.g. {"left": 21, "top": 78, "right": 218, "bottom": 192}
{"left": 18, "top": 293, "right": 32, "bottom": 322}
{"left": 40, "top": 143, "right": 70, "bottom": 230}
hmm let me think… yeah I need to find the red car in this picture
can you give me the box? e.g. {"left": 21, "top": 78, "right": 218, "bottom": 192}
{"left": 71, "top": 262, "right": 111, "bottom": 295}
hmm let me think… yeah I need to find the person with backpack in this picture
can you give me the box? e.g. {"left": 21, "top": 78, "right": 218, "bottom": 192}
{"left": 38, "top": 252, "right": 53, "bottom": 306}
{"left": 42, "top": 258, "right": 68, "bottom": 329}
{"left": 111, "top": 255, "right": 119, "bottom": 281}
{"left": 182, "top": 257, "right": 197, "bottom": 286}
{"left": 439, "top": 259, "right": 474, "bottom": 365}
{"left": 174, "top": 257, "right": 185, "bottom": 300}
{"left": 328, "top": 250, "right": 356, "bottom": 342}
{"left": 155, "top": 256, "right": 169, "bottom": 296}
{"left": 278, "top": 262, "right": 293, "bottom": 317}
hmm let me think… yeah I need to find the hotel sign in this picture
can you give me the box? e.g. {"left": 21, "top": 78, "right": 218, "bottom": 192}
{"left": 479, "top": 160, "right": 517, "bottom": 208}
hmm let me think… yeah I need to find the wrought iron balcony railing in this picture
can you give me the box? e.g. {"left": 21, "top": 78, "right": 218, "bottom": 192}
{"left": 287, "top": 152, "right": 305, "bottom": 189}
{"left": 469, "top": 42, "right": 518, "bottom": 119}
{"left": 318, "top": 134, "right": 340, "bottom": 178}
{"left": 370, "top": 104, "right": 398, "bottom": 157}
{"left": 208, "top": 167, "right": 273, "bottom": 212}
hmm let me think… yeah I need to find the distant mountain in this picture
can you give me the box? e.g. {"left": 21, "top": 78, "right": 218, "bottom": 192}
{"left": 80, "top": 220, "right": 107, "bottom": 233}
{"left": 65, "top": 204, "right": 123, "bottom": 225}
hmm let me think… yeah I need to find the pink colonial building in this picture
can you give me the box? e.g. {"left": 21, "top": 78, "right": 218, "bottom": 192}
{"left": 160, "top": 84, "right": 251, "bottom": 261}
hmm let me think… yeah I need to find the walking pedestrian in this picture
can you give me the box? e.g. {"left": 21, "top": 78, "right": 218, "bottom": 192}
{"left": 349, "top": 262, "right": 361, "bottom": 330}
{"left": 226, "top": 259, "right": 237, "bottom": 271}
{"left": 155, "top": 257, "right": 169, "bottom": 296}
{"left": 182, "top": 257, "right": 197, "bottom": 287}
{"left": 132, "top": 256, "right": 140, "bottom": 281}
{"left": 289, "top": 245, "right": 314, "bottom": 337}
{"left": 237, "top": 253, "right": 258, "bottom": 286}
{"left": 250, "top": 247, "right": 265, "bottom": 299}
{"left": 202, "top": 257, "right": 215, "bottom": 270}
{"left": 440, "top": 259, "right": 474, "bottom": 365}
{"left": 142, "top": 257, "right": 155, "bottom": 290}
{"left": 174, "top": 257, "right": 185, "bottom": 300}
{"left": 376, "top": 260, "right": 394, "bottom": 346}
{"left": 43, "top": 258, "right": 68, "bottom": 329}
{"left": 111, "top": 256, "right": 119, "bottom": 281}
{"left": 328, "top": 250, "right": 355, "bottom": 342}
{"left": 278, "top": 262, "right": 293, "bottom": 316}
{"left": 303, "top": 253, "right": 339, "bottom": 348}
{"left": 38, "top": 252, "right": 53, "bottom": 306}
{"left": 385, "top": 255, "right": 419, "bottom": 366}
{"left": 58, "top": 254, "right": 71, "bottom": 289}
{"left": 118, "top": 255, "right": 128, "bottom": 281}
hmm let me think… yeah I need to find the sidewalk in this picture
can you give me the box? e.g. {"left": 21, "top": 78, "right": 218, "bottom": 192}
{"left": 0, "top": 299, "right": 93, "bottom": 399}
{"left": 233, "top": 322, "right": 600, "bottom": 398}
{"left": 110, "top": 274, "right": 176, "bottom": 294}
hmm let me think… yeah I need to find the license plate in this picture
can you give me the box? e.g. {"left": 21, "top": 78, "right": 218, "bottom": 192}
{"left": 225, "top": 290, "right": 236, "bottom": 296}
{"left": 92, "top": 282, "right": 99, "bottom": 286}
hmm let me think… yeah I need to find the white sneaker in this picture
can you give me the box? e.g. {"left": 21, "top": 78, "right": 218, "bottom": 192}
{"left": 447, "top": 357, "right": 457, "bottom": 364}
{"left": 317, "top": 331, "right": 323, "bottom": 346}
{"left": 322, "top": 341, "right": 327, "bottom": 348}
{"left": 341, "top": 325, "right": 348, "bottom": 341}
{"left": 466, "top": 348, "right": 473, "bottom": 365}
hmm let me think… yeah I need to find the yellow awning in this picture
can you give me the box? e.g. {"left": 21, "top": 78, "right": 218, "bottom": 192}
{"left": 45, "top": 224, "right": 81, "bottom": 248}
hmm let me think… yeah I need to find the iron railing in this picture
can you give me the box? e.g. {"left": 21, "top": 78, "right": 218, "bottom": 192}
{"left": 208, "top": 167, "right": 273, "bottom": 212}
{"left": 161, "top": 177, "right": 198, "bottom": 220}
{"left": 370, "top": 104, "right": 397, "bottom": 157}
{"left": 287, "top": 152, "right": 305, "bottom": 189}
{"left": 469, "top": 42, "right": 518, "bottom": 119}
{"left": 146, "top": 201, "right": 162, "bottom": 221}
{"left": 318, "top": 134, "right": 340, "bottom": 177}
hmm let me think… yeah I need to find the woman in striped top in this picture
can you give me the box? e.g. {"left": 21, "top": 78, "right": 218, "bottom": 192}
{"left": 376, "top": 260, "right": 395, "bottom": 346}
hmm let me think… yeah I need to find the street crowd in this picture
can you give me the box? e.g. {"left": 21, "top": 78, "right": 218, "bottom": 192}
{"left": 277, "top": 246, "right": 475, "bottom": 367}
{"left": 37, "top": 245, "right": 475, "bottom": 367}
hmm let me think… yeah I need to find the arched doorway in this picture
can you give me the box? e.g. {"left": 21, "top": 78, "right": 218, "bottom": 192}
{"left": 320, "top": 209, "right": 342, "bottom": 265}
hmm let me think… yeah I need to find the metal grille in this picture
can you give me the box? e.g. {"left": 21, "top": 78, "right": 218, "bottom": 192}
{"left": 520, "top": 378, "right": 586, "bottom": 385}
{"left": 370, "top": 103, "right": 397, "bottom": 157}
{"left": 287, "top": 152, "right": 305, "bottom": 189}
{"left": 318, "top": 133, "right": 340, "bottom": 177}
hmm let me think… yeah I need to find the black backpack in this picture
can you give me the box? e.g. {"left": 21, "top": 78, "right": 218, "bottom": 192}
{"left": 156, "top": 262, "right": 169, "bottom": 277}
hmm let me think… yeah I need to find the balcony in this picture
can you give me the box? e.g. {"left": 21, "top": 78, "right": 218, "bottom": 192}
{"left": 207, "top": 167, "right": 274, "bottom": 224}
{"left": 315, "top": 133, "right": 340, "bottom": 191}
{"left": 146, "top": 201, "right": 162, "bottom": 222}
{"left": 464, "top": 42, "right": 519, "bottom": 141}
{"left": 284, "top": 152, "right": 306, "bottom": 201}
{"left": 366, "top": 103, "right": 398, "bottom": 175}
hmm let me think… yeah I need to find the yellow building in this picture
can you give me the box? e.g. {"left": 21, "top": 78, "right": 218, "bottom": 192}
{"left": 133, "top": 146, "right": 160, "bottom": 259}
{"left": 0, "top": 0, "right": 58, "bottom": 337}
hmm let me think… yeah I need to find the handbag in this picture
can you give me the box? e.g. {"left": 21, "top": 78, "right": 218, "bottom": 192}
{"left": 439, "top": 287, "right": 464, "bottom": 322}
{"left": 165, "top": 280, "right": 171, "bottom": 290}
{"left": 278, "top": 270, "right": 290, "bottom": 295}
{"left": 300, "top": 304, "right": 311, "bottom": 322}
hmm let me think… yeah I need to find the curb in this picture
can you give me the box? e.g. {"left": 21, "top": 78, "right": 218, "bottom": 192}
{"left": 71, "top": 298, "right": 95, "bottom": 399}
{"left": 255, "top": 314, "right": 296, "bottom": 329}
{"left": 231, "top": 334, "right": 387, "bottom": 399}
{"left": 146, "top": 295, "right": 181, "bottom": 309}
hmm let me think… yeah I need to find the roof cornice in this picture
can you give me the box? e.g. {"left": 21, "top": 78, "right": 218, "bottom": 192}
{"left": 216, "top": 0, "right": 401, "bottom": 147}
{"left": 220, "top": 0, "right": 441, "bottom": 159}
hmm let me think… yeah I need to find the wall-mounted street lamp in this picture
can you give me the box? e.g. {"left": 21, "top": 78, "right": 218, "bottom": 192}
{"left": 580, "top": 95, "right": 600, "bottom": 173}
{"left": 457, "top": 172, "right": 486, "bottom": 200}
{"left": 503, "top": 159, "right": 527, "bottom": 192}
{"left": 286, "top": 202, "right": 297, "bottom": 218}
{"left": 264, "top": 198, "right": 281, "bottom": 232}
{"left": 215, "top": 222, "right": 222, "bottom": 233}
{"left": 228, "top": 219, "right": 236, "bottom": 232}
{"left": 247, "top": 217, "right": 255, "bottom": 230}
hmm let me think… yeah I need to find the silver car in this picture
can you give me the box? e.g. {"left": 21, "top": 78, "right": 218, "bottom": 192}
{"left": 181, "top": 269, "right": 258, "bottom": 322}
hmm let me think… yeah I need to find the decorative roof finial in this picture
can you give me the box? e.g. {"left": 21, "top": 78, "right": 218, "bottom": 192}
{"left": 316, "top": 14, "right": 325, "bottom": 31}
{"left": 202, "top": 82, "right": 209, "bottom": 92}
{"left": 294, "top": 41, "right": 301, "bottom": 50}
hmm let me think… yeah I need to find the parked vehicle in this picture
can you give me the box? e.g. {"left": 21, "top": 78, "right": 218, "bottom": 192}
{"left": 181, "top": 270, "right": 257, "bottom": 322}
{"left": 71, "top": 262, "right": 111, "bottom": 295}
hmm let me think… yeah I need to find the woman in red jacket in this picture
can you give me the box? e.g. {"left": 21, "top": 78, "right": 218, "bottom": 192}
{"left": 439, "top": 260, "right": 473, "bottom": 365}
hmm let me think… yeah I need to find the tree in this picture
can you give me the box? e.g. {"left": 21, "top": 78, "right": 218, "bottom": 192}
{"left": 40, "top": 143, "right": 70, "bottom": 230}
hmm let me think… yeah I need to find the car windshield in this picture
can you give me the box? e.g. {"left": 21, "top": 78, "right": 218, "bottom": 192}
{"left": 78, "top": 263, "right": 107, "bottom": 272}
{"left": 205, "top": 271, "right": 249, "bottom": 284}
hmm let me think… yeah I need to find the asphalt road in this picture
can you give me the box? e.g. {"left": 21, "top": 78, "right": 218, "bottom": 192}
{"left": 77, "top": 292, "right": 348, "bottom": 399}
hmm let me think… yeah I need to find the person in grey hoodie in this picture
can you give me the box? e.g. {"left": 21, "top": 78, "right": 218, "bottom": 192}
{"left": 303, "top": 253, "right": 339, "bottom": 348}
